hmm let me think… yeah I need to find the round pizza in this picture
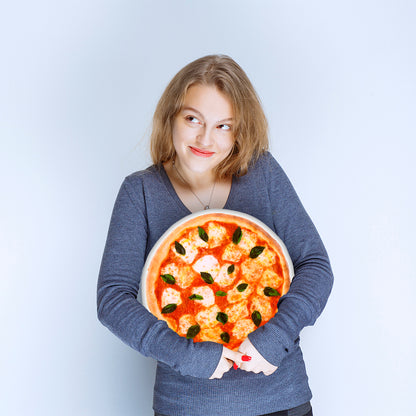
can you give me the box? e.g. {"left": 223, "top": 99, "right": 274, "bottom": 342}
{"left": 141, "top": 209, "right": 294, "bottom": 351}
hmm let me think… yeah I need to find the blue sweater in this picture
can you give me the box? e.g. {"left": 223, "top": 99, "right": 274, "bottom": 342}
{"left": 97, "top": 152, "right": 333, "bottom": 416}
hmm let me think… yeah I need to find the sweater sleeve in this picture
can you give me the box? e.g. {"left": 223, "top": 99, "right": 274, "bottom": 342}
{"left": 247, "top": 155, "right": 334, "bottom": 367}
{"left": 97, "top": 177, "right": 222, "bottom": 378}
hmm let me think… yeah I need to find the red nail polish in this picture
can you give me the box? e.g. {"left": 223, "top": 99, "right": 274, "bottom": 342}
{"left": 242, "top": 355, "right": 252, "bottom": 362}
{"left": 233, "top": 362, "right": 238, "bottom": 370}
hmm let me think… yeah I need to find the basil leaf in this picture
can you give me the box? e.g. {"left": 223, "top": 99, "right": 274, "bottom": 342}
{"left": 200, "top": 272, "right": 214, "bottom": 284}
{"left": 198, "top": 226, "right": 209, "bottom": 242}
{"left": 216, "top": 291, "right": 227, "bottom": 297}
{"left": 216, "top": 312, "right": 228, "bottom": 324}
{"left": 160, "top": 274, "right": 176, "bottom": 285}
{"left": 232, "top": 226, "right": 242, "bottom": 244}
{"left": 220, "top": 332, "right": 230, "bottom": 343}
{"left": 263, "top": 286, "right": 281, "bottom": 297}
{"left": 189, "top": 294, "right": 203, "bottom": 300}
{"left": 237, "top": 283, "right": 248, "bottom": 292}
{"left": 174, "top": 241, "right": 186, "bottom": 255}
{"left": 249, "top": 246, "right": 265, "bottom": 258}
{"left": 227, "top": 264, "right": 235, "bottom": 275}
{"left": 251, "top": 310, "right": 262, "bottom": 327}
{"left": 186, "top": 324, "right": 201, "bottom": 339}
{"left": 161, "top": 303, "right": 177, "bottom": 314}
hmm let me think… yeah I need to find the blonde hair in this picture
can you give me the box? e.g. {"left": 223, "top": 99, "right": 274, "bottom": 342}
{"left": 150, "top": 54, "right": 269, "bottom": 178}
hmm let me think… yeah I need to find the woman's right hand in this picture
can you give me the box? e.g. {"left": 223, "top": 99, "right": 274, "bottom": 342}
{"left": 209, "top": 346, "right": 244, "bottom": 379}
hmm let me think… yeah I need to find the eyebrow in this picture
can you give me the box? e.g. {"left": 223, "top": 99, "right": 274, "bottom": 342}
{"left": 181, "top": 106, "right": 234, "bottom": 123}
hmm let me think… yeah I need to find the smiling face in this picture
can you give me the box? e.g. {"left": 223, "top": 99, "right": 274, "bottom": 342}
{"left": 172, "top": 84, "right": 235, "bottom": 178}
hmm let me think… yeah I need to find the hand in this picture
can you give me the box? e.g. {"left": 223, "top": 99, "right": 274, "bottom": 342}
{"left": 238, "top": 338, "right": 278, "bottom": 376}
{"left": 209, "top": 346, "right": 244, "bottom": 379}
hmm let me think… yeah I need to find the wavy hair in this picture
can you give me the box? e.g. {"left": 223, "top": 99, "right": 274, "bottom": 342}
{"left": 150, "top": 54, "right": 269, "bottom": 178}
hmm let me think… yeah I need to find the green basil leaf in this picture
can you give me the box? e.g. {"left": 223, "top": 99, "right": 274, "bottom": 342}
{"left": 232, "top": 226, "right": 242, "bottom": 244}
{"left": 200, "top": 272, "right": 214, "bottom": 284}
{"left": 249, "top": 246, "right": 265, "bottom": 258}
{"left": 237, "top": 283, "right": 248, "bottom": 292}
{"left": 160, "top": 274, "right": 176, "bottom": 284}
{"left": 161, "top": 303, "right": 177, "bottom": 314}
{"left": 227, "top": 264, "right": 235, "bottom": 275}
{"left": 263, "top": 286, "right": 281, "bottom": 297}
{"left": 216, "top": 312, "right": 228, "bottom": 324}
{"left": 220, "top": 332, "right": 230, "bottom": 343}
{"left": 198, "top": 226, "right": 209, "bottom": 242}
{"left": 215, "top": 291, "right": 227, "bottom": 297}
{"left": 252, "top": 310, "right": 262, "bottom": 327}
{"left": 186, "top": 324, "right": 201, "bottom": 339}
{"left": 174, "top": 241, "right": 186, "bottom": 255}
{"left": 189, "top": 294, "right": 203, "bottom": 300}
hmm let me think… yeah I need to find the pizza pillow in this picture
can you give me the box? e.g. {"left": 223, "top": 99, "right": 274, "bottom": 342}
{"left": 141, "top": 210, "right": 294, "bottom": 351}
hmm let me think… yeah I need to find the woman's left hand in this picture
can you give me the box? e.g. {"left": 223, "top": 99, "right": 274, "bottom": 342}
{"left": 238, "top": 338, "right": 278, "bottom": 376}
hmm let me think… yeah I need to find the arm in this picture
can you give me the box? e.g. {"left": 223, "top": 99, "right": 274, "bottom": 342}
{"left": 97, "top": 177, "right": 222, "bottom": 378}
{"left": 246, "top": 155, "right": 334, "bottom": 367}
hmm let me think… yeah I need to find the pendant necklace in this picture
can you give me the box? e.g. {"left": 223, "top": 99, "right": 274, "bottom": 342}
{"left": 172, "top": 159, "right": 216, "bottom": 210}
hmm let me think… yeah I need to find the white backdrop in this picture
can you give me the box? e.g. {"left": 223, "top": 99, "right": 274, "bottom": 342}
{"left": 1, "top": 1, "right": 415, "bottom": 415}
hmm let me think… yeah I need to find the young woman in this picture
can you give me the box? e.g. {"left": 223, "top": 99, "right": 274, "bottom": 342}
{"left": 97, "top": 55, "right": 333, "bottom": 416}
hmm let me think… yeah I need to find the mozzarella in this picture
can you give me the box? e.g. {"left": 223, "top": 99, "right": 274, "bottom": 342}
{"left": 227, "top": 280, "right": 253, "bottom": 303}
{"left": 178, "top": 314, "right": 196, "bottom": 336}
{"left": 199, "top": 325, "right": 223, "bottom": 343}
{"left": 214, "top": 263, "right": 237, "bottom": 287}
{"left": 255, "top": 247, "right": 277, "bottom": 267}
{"left": 238, "top": 229, "right": 258, "bottom": 254}
{"left": 207, "top": 222, "right": 228, "bottom": 248}
{"left": 171, "top": 238, "right": 198, "bottom": 264}
{"left": 192, "top": 255, "right": 220, "bottom": 279}
{"left": 160, "top": 263, "right": 196, "bottom": 289}
{"left": 240, "top": 259, "right": 264, "bottom": 283}
{"left": 256, "top": 269, "right": 283, "bottom": 297}
{"left": 250, "top": 296, "right": 273, "bottom": 321}
{"left": 195, "top": 305, "right": 221, "bottom": 328}
{"left": 188, "top": 228, "right": 209, "bottom": 249}
{"left": 225, "top": 300, "right": 248, "bottom": 323}
{"left": 161, "top": 287, "right": 182, "bottom": 308}
{"left": 221, "top": 243, "right": 243, "bottom": 263}
{"left": 191, "top": 286, "right": 215, "bottom": 307}
{"left": 232, "top": 319, "right": 256, "bottom": 339}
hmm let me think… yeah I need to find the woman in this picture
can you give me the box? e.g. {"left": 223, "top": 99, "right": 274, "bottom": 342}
{"left": 97, "top": 55, "right": 333, "bottom": 416}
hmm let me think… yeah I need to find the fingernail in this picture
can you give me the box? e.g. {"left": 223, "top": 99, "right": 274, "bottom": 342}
{"left": 242, "top": 355, "right": 252, "bottom": 361}
{"left": 233, "top": 363, "right": 238, "bottom": 370}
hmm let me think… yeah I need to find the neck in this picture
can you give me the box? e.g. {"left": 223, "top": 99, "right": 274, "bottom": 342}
{"left": 172, "top": 159, "right": 216, "bottom": 191}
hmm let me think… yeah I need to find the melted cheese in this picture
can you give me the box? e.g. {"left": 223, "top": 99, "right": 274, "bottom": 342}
{"left": 225, "top": 300, "right": 249, "bottom": 323}
{"left": 195, "top": 305, "right": 220, "bottom": 328}
{"left": 160, "top": 263, "right": 196, "bottom": 289}
{"left": 172, "top": 238, "right": 198, "bottom": 264}
{"left": 214, "top": 263, "right": 238, "bottom": 287}
{"left": 207, "top": 222, "right": 228, "bottom": 248}
{"left": 240, "top": 259, "right": 264, "bottom": 283}
{"left": 232, "top": 318, "right": 256, "bottom": 339}
{"left": 256, "top": 269, "right": 283, "bottom": 296}
{"left": 192, "top": 255, "right": 220, "bottom": 279}
{"left": 227, "top": 280, "right": 253, "bottom": 303}
{"left": 188, "top": 228, "right": 209, "bottom": 249}
{"left": 161, "top": 287, "right": 182, "bottom": 308}
{"left": 178, "top": 314, "right": 196, "bottom": 336}
{"left": 199, "top": 325, "right": 223, "bottom": 343}
{"left": 255, "top": 247, "right": 277, "bottom": 267}
{"left": 250, "top": 296, "right": 273, "bottom": 321}
{"left": 238, "top": 229, "right": 258, "bottom": 254}
{"left": 191, "top": 286, "right": 215, "bottom": 307}
{"left": 221, "top": 243, "right": 243, "bottom": 263}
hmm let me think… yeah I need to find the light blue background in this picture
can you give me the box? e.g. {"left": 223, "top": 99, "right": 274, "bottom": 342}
{"left": 1, "top": 1, "right": 415, "bottom": 415}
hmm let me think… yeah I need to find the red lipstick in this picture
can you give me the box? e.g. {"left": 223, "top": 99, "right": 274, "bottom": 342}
{"left": 189, "top": 146, "right": 215, "bottom": 157}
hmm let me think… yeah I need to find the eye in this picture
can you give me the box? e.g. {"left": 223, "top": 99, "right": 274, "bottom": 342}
{"left": 185, "top": 115, "right": 200, "bottom": 124}
{"left": 218, "top": 124, "right": 232, "bottom": 131}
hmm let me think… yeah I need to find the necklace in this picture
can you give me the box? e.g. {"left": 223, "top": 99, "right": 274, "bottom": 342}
{"left": 172, "top": 159, "right": 216, "bottom": 210}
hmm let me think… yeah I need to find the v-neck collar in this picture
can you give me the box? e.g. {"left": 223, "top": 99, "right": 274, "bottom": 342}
{"left": 159, "top": 164, "right": 236, "bottom": 215}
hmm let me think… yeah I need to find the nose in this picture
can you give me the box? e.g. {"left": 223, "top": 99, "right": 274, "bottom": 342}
{"left": 196, "top": 126, "right": 214, "bottom": 147}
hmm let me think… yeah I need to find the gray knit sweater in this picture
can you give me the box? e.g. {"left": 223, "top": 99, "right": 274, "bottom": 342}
{"left": 97, "top": 152, "right": 333, "bottom": 416}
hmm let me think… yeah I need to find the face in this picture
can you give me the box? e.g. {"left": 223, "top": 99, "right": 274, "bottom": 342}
{"left": 172, "top": 84, "right": 235, "bottom": 177}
